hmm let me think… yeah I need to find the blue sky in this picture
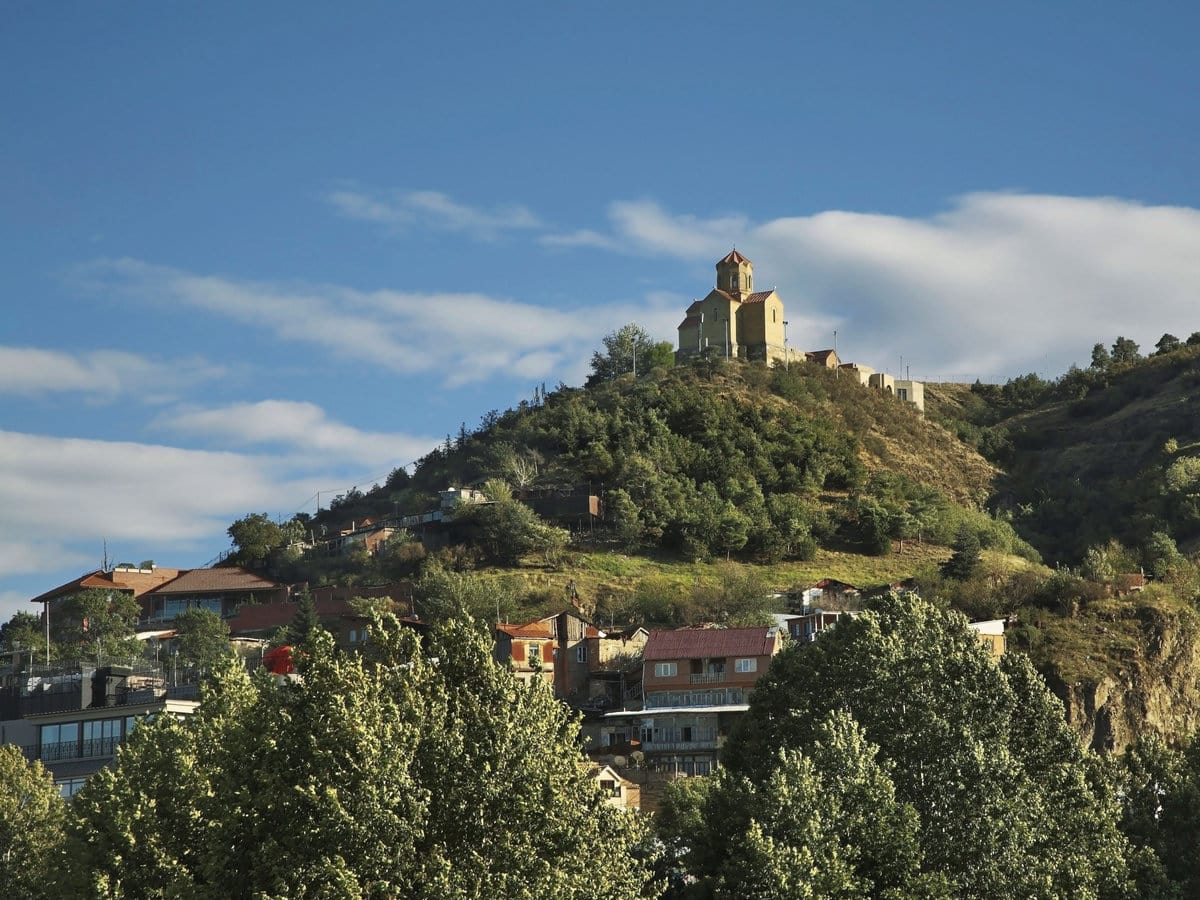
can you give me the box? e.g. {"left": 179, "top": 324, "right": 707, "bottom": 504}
{"left": 4, "top": 1, "right": 1200, "bottom": 621}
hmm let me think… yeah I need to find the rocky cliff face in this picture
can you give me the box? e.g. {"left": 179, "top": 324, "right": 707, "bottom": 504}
{"left": 1041, "top": 601, "right": 1200, "bottom": 753}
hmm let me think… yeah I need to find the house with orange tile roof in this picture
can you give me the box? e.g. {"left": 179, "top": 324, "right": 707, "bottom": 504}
{"left": 495, "top": 619, "right": 557, "bottom": 686}
{"left": 30, "top": 564, "right": 183, "bottom": 609}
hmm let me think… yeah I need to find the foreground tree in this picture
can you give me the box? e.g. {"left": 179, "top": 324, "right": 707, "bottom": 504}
{"left": 717, "top": 595, "right": 1141, "bottom": 898}
{"left": 64, "top": 617, "right": 657, "bottom": 898}
{"left": 705, "top": 713, "right": 949, "bottom": 899}
{"left": 0, "top": 745, "right": 66, "bottom": 900}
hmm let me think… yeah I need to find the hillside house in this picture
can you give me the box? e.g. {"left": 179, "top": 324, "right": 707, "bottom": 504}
{"left": 790, "top": 578, "right": 861, "bottom": 612}
{"left": 495, "top": 621, "right": 557, "bottom": 687}
{"left": 599, "top": 626, "right": 781, "bottom": 776}
{"left": 590, "top": 762, "right": 641, "bottom": 810}
{"left": 140, "top": 567, "right": 287, "bottom": 625}
{"left": 967, "top": 619, "right": 1007, "bottom": 659}
{"left": 786, "top": 609, "right": 859, "bottom": 642}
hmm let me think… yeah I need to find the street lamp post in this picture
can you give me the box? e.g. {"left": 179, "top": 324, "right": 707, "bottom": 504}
{"left": 723, "top": 315, "right": 731, "bottom": 359}
{"left": 783, "top": 320, "right": 790, "bottom": 370}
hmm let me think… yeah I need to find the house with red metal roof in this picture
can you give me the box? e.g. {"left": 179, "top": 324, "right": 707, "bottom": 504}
{"left": 599, "top": 625, "right": 782, "bottom": 776}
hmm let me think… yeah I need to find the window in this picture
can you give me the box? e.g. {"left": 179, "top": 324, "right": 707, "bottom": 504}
{"left": 898, "top": 388, "right": 908, "bottom": 401}
{"left": 40, "top": 722, "right": 79, "bottom": 760}
{"left": 82, "top": 718, "right": 121, "bottom": 757}
{"left": 527, "top": 643, "right": 541, "bottom": 666}
{"left": 57, "top": 777, "right": 88, "bottom": 799}
{"left": 348, "top": 629, "right": 358, "bottom": 643}
{"left": 681, "top": 726, "right": 693, "bottom": 742}
{"left": 575, "top": 645, "right": 588, "bottom": 663}
{"left": 735, "top": 658, "right": 757, "bottom": 673}
{"left": 654, "top": 662, "right": 677, "bottom": 678}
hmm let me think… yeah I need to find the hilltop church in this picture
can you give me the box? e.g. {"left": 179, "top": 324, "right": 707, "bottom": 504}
{"left": 676, "top": 250, "right": 788, "bottom": 365}
{"left": 676, "top": 250, "right": 925, "bottom": 413}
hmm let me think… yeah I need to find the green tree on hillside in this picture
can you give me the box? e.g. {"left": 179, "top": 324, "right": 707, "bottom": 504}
{"left": 54, "top": 589, "right": 142, "bottom": 664}
{"left": 226, "top": 512, "right": 285, "bottom": 566}
{"left": 1155, "top": 333, "right": 1183, "bottom": 355}
{"left": 941, "top": 526, "right": 983, "bottom": 579}
{"left": 454, "top": 498, "right": 569, "bottom": 565}
{"left": 588, "top": 323, "right": 665, "bottom": 383}
{"left": 285, "top": 592, "right": 325, "bottom": 646}
{"left": 0, "top": 610, "right": 49, "bottom": 667}
{"left": 63, "top": 618, "right": 657, "bottom": 897}
{"left": 172, "top": 608, "right": 234, "bottom": 673}
{"left": 1111, "top": 336, "right": 1142, "bottom": 366}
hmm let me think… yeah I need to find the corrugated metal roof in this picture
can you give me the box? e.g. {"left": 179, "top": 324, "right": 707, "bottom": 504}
{"left": 643, "top": 627, "right": 777, "bottom": 661}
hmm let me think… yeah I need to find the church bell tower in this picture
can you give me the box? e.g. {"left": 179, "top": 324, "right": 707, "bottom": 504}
{"left": 715, "top": 249, "right": 754, "bottom": 300}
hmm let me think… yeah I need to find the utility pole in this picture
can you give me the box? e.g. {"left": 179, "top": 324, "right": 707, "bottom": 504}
{"left": 833, "top": 330, "right": 838, "bottom": 378}
{"left": 783, "top": 320, "right": 790, "bottom": 370}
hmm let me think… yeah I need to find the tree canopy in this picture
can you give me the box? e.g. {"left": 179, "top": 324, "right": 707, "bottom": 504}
{"left": 62, "top": 616, "right": 657, "bottom": 898}
{"left": 0, "top": 745, "right": 66, "bottom": 900}
{"left": 710, "top": 594, "right": 1141, "bottom": 898}
{"left": 588, "top": 323, "right": 670, "bottom": 384}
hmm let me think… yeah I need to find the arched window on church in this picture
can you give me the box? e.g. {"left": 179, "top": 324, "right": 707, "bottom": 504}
{"left": 772, "top": 309, "right": 776, "bottom": 323}
{"left": 731, "top": 274, "right": 739, "bottom": 290}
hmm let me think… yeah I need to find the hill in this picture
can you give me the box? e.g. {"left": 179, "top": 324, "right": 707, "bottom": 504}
{"left": 296, "top": 357, "right": 1021, "bottom": 578}
{"left": 929, "top": 342, "right": 1200, "bottom": 567}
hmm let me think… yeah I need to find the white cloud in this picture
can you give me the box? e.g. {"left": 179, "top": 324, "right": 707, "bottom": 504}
{"left": 327, "top": 187, "right": 541, "bottom": 239}
{"left": 577, "top": 193, "right": 1200, "bottom": 379}
{"left": 0, "top": 346, "right": 222, "bottom": 400}
{"left": 154, "top": 400, "right": 437, "bottom": 469}
{"left": 77, "top": 258, "right": 681, "bottom": 387}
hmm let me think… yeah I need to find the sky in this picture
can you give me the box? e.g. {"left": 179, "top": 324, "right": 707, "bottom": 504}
{"left": 3, "top": 1, "right": 1200, "bottom": 622}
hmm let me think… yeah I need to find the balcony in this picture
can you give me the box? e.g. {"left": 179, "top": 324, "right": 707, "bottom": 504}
{"left": 34, "top": 736, "right": 120, "bottom": 762}
{"left": 641, "top": 739, "right": 720, "bottom": 752}
{"left": 688, "top": 672, "right": 726, "bottom": 684}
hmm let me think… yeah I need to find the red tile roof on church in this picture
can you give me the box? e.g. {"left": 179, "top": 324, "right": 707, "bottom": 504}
{"left": 718, "top": 249, "right": 749, "bottom": 265}
{"left": 741, "top": 290, "right": 774, "bottom": 304}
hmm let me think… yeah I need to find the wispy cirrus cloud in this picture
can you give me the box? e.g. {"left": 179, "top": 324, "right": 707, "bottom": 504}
{"left": 154, "top": 400, "right": 437, "bottom": 468}
{"left": 75, "top": 258, "right": 682, "bottom": 387}
{"left": 327, "top": 187, "right": 541, "bottom": 240}
{"left": 0, "top": 346, "right": 222, "bottom": 401}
